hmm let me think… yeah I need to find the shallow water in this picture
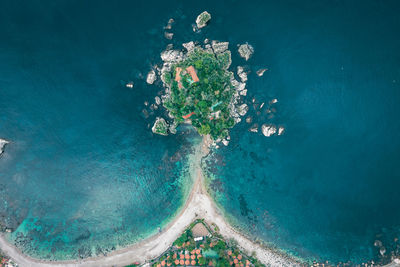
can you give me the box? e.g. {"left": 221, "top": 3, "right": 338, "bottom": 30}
{"left": 1, "top": 0, "right": 400, "bottom": 264}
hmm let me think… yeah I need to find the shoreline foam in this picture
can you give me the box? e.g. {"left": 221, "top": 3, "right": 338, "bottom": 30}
{"left": 0, "top": 136, "right": 298, "bottom": 266}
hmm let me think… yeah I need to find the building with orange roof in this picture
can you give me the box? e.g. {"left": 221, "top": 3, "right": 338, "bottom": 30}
{"left": 185, "top": 254, "right": 190, "bottom": 259}
{"left": 191, "top": 255, "right": 196, "bottom": 260}
{"left": 175, "top": 260, "right": 180, "bottom": 265}
{"left": 157, "top": 264, "right": 161, "bottom": 267}
{"left": 161, "top": 260, "right": 166, "bottom": 266}
{"left": 191, "top": 260, "right": 196, "bottom": 265}
{"left": 208, "top": 260, "right": 213, "bottom": 266}
{"left": 180, "top": 259, "right": 185, "bottom": 265}
{"left": 195, "top": 249, "right": 201, "bottom": 254}
{"left": 186, "top": 66, "right": 199, "bottom": 82}
{"left": 185, "top": 260, "right": 190, "bottom": 265}
{"left": 237, "top": 254, "right": 242, "bottom": 260}
{"left": 180, "top": 254, "right": 185, "bottom": 259}
{"left": 234, "top": 259, "right": 239, "bottom": 264}
{"left": 227, "top": 250, "right": 232, "bottom": 256}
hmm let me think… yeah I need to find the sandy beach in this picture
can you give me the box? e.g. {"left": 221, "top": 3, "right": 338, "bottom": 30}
{"left": 0, "top": 136, "right": 298, "bottom": 267}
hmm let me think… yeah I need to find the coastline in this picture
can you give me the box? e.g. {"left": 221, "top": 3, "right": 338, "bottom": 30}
{"left": 0, "top": 136, "right": 298, "bottom": 267}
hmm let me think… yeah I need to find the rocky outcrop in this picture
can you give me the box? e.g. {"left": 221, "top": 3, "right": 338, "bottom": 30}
{"left": 278, "top": 126, "right": 285, "bottom": 135}
{"left": 256, "top": 68, "right": 268, "bottom": 76}
{"left": 261, "top": 124, "right": 277, "bottom": 137}
{"left": 164, "top": 18, "right": 174, "bottom": 30}
{"left": 183, "top": 41, "right": 195, "bottom": 53}
{"left": 211, "top": 41, "right": 229, "bottom": 54}
{"left": 237, "top": 66, "right": 248, "bottom": 82}
{"left": 152, "top": 118, "right": 169, "bottom": 136}
{"left": 161, "top": 50, "right": 185, "bottom": 63}
{"left": 164, "top": 32, "right": 173, "bottom": 40}
{"left": 237, "top": 104, "right": 249, "bottom": 116}
{"left": 238, "top": 43, "right": 254, "bottom": 61}
{"left": 196, "top": 11, "right": 211, "bottom": 29}
{"left": 146, "top": 70, "right": 157, "bottom": 84}
{"left": 0, "top": 138, "right": 9, "bottom": 155}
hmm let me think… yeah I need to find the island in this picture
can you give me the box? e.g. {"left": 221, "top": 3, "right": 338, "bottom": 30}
{"left": 152, "top": 41, "right": 249, "bottom": 144}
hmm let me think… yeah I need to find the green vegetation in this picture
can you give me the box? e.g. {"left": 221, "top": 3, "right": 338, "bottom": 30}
{"left": 163, "top": 48, "right": 235, "bottom": 140}
{"left": 138, "top": 220, "right": 266, "bottom": 267}
{"left": 152, "top": 117, "right": 169, "bottom": 136}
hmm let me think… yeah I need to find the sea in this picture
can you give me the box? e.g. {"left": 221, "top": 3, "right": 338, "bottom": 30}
{"left": 0, "top": 0, "right": 400, "bottom": 264}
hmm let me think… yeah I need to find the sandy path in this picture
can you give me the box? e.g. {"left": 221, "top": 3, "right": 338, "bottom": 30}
{"left": 0, "top": 136, "right": 298, "bottom": 267}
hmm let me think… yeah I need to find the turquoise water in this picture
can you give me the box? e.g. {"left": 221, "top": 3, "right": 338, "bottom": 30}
{"left": 0, "top": 0, "right": 400, "bottom": 264}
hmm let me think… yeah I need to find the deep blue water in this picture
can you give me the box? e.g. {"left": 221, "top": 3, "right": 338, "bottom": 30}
{"left": 0, "top": 0, "right": 400, "bottom": 264}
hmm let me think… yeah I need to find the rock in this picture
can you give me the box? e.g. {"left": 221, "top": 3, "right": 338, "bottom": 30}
{"left": 236, "top": 82, "right": 246, "bottom": 92}
{"left": 260, "top": 102, "right": 265, "bottom": 109}
{"left": 239, "top": 89, "right": 247, "bottom": 96}
{"left": 144, "top": 101, "right": 149, "bottom": 106}
{"left": 278, "top": 126, "right": 285, "bottom": 135}
{"left": 196, "top": 11, "right": 211, "bottom": 29}
{"left": 249, "top": 124, "right": 258, "bottom": 133}
{"left": 150, "top": 104, "right": 158, "bottom": 110}
{"left": 270, "top": 98, "right": 278, "bottom": 104}
{"left": 164, "top": 32, "right": 173, "bottom": 40}
{"left": 234, "top": 117, "right": 241, "bottom": 124}
{"left": 155, "top": 96, "right": 161, "bottom": 105}
{"left": 161, "top": 50, "right": 184, "bottom": 63}
{"left": 374, "top": 240, "right": 383, "bottom": 247}
{"left": 238, "top": 43, "right": 254, "bottom": 61}
{"left": 394, "top": 258, "right": 400, "bottom": 264}
{"left": 169, "top": 121, "right": 178, "bottom": 134}
{"left": 237, "top": 104, "right": 249, "bottom": 116}
{"left": 164, "top": 18, "right": 174, "bottom": 30}
{"left": 0, "top": 139, "right": 9, "bottom": 155}
{"left": 146, "top": 70, "right": 157, "bottom": 84}
{"left": 211, "top": 41, "right": 229, "bottom": 54}
{"left": 237, "top": 66, "right": 248, "bottom": 82}
{"left": 222, "top": 139, "right": 229, "bottom": 146}
{"left": 204, "top": 38, "right": 210, "bottom": 44}
{"left": 183, "top": 41, "right": 195, "bottom": 53}
{"left": 261, "top": 124, "right": 277, "bottom": 137}
{"left": 152, "top": 117, "right": 169, "bottom": 136}
{"left": 125, "top": 82, "right": 134, "bottom": 88}
{"left": 256, "top": 68, "right": 268, "bottom": 76}
{"left": 380, "top": 246, "right": 386, "bottom": 256}
{"left": 246, "top": 117, "right": 252, "bottom": 124}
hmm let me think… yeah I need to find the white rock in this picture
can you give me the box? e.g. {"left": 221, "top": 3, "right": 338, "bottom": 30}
{"left": 0, "top": 139, "right": 9, "bottom": 155}
{"left": 161, "top": 50, "right": 184, "bottom": 63}
{"left": 144, "top": 101, "right": 149, "bottom": 106}
{"left": 238, "top": 43, "right": 254, "bottom": 61}
{"left": 278, "top": 126, "right": 285, "bottom": 135}
{"left": 126, "top": 82, "right": 134, "bottom": 88}
{"left": 249, "top": 125, "right": 258, "bottom": 133}
{"left": 270, "top": 98, "right": 278, "bottom": 104}
{"left": 146, "top": 70, "right": 157, "bottom": 84}
{"left": 196, "top": 11, "right": 211, "bottom": 29}
{"left": 261, "top": 124, "right": 277, "bottom": 137}
{"left": 246, "top": 117, "right": 252, "bottom": 124}
{"left": 239, "top": 89, "right": 247, "bottom": 96}
{"left": 222, "top": 139, "right": 229, "bottom": 146}
{"left": 237, "top": 66, "right": 248, "bottom": 82}
{"left": 183, "top": 41, "right": 195, "bottom": 53}
{"left": 237, "top": 82, "right": 246, "bottom": 91}
{"left": 256, "top": 68, "right": 268, "bottom": 76}
{"left": 394, "top": 258, "right": 400, "bottom": 264}
{"left": 211, "top": 41, "right": 229, "bottom": 54}
{"left": 237, "top": 104, "right": 249, "bottom": 116}
{"left": 155, "top": 96, "right": 161, "bottom": 105}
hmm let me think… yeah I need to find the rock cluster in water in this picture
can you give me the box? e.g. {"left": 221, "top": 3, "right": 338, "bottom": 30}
{"left": 238, "top": 43, "right": 254, "bottom": 61}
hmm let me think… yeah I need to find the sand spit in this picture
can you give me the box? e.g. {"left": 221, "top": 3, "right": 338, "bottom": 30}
{"left": 0, "top": 136, "right": 298, "bottom": 267}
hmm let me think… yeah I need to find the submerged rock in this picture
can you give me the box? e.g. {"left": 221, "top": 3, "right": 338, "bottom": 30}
{"left": 164, "top": 18, "right": 174, "bottom": 30}
{"left": 146, "top": 70, "right": 157, "bottom": 84}
{"left": 249, "top": 124, "right": 258, "bottom": 133}
{"left": 155, "top": 96, "right": 161, "bottom": 105}
{"left": 238, "top": 43, "right": 254, "bottom": 61}
{"left": 0, "top": 139, "right": 9, "bottom": 155}
{"left": 261, "top": 124, "right": 277, "bottom": 137}
{"left": 164, "top": 32, "right": 173, "bottom": 40}
{"left": 152, "top": 117, "right": 169, "bottom": 136}
{"left": 256, "top": 68, "right": 268, "bottom": 76}
{"left": 196, "top": 11, "right": 211, "bottom": 29}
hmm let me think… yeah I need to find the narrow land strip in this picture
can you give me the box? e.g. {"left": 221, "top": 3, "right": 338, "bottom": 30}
{"left": 0, "top": 137, "right": 297, "bottom": 267}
